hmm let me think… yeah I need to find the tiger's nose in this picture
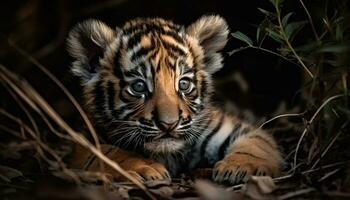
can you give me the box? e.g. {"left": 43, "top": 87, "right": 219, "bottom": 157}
{"left": 158, "top": 120, "right": 179, "bottom": 132}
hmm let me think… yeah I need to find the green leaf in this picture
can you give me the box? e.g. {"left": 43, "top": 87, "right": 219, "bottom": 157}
{"left": 269, "top": 0, "right": 279, "bottom": 6}
{"left": 269, "top": 0, "right": 284, "bottom": 7}
{"left": 266, "top": 28, "right": 283, "bottom": 44}
{"left": 257, "top": 8, "right": 275, "bottom": 17}
{"left": 282, "top": 12, "right": 294, "bottom": 27}
{"left": 285, "top": 21, "right": 307, "bottom": 41}
{"left": 228, "top": 46, "right": 249, "bottom": 56}
{"left": 278, "top": 47, "right": 291, "bottom": 56}
{"left": 318, "top": 43, "right": 350, "bottom": 53}
{"left": 335, "top": 24, "right": 343, "bottom": 41}
{"left": 256, "top": 18, "right": 271, "bottom": 46}
{"left": 231, "top": 31, "right": 253, "bottom": 46}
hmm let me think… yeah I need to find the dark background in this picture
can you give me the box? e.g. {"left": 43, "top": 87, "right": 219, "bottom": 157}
{"left": 1, "top": 1, "right": 350, "bottom": 198}
{"left": 0, "top": 0, "right": 319, "bottom": 125}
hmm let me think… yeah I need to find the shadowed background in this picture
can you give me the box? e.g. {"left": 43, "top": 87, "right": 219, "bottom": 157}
{"left": 1, "top": 1, "right": 350, "bottom": 199}
{"left": 0, "top": 0, "right": 312, "bottom": 124}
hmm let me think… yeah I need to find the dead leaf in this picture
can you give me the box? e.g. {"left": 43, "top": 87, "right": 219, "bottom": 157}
{"left": 150, "top": 186, "right": 174, "bottom": 198}
{"left": 195, "top": 179, "right": 243, "bottom": 200}
{"left": 242, "top": 176, "right": 277, "bottom": 200}
{"left": 144, "top": 179, "right": 171, "bottom": 187}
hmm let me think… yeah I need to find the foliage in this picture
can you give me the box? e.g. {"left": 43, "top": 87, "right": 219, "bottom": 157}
{"left": 231, "top": 0, "right": 350, "bottom": 197}
{"left": 0, "top": 0, "right": 349, "bottom": 199}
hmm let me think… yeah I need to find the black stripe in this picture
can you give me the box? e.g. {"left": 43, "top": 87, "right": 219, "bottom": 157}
{"left": 119, "top": 79, "right": 126, "bottom": 88}
{"left": 139, "top": 118, "right": 154, "bottom": 126}
{"left": 124, "top": 22, "right": 184, "bottom": 44}
{"left": 84, "top": 146, "right": 116, "bottom": 170}
{"left": 119, "top": 91, "right": 132, "bottom": 103}
{"left": 188, "top": 105, "right": 197, "bottom": 113}
{"left": 113, "top": 38, "right": 123, "bottom": 79}
{"left": 183, "top": 66, "right": 194, "bottom": 74}
{"left": 110, "top": 104, "right": 136, "bottom": 121}
{"left": 107, "top": 81, "right": 116, "bottom": 115}
{"left": 112, "top": 105, "right": 127, "bottom": 118}
{"left": 249, "top": 134, "right": 275, "bottom": 149}
{"left": 83, "top": 154, "right": 96, "bottom": 170}
{"left": 232, "top": 123, "right": 242, "bottom": 136}
{"left": 131, "top": 44, "right": 156, "bottom": 61}
{"left": 139, "top": 62, "right": 148, "bottom": 76}
{"left": 162, "top": 41, "right": 186, "bottom": 56}
{"left": 218, "top": 134, "right": 234, "bottom": 160}
{"left": 200, "top": 114, "right": 224, "bottom": 159}
{"left": 150, "top": 48, "right": 160, "bottom": 61}
{"left": 234, "top": 151, "right": 266, "bottom": 160}
{"left": 124, "top": 68, "right": 142, "bottom": 78}
{"left": 162, "top": 32, "right": 185, "bottom": 45}
{"left": 217, "top": 123, "right": 242, "bottom": 159}
{"left": 93, "top": 80, "right": 106, "bottom": 117}
{"left": 200, "top": 77, "right": 209, "bottom": 98}
{"left": 165, "top": 57, "right": 175, "bottom": 70}
{"left": 123, "top": 23, "right": 159, "bottom": 35}
{"left": 187, "top": 44, "right": 198, "bottom": 67}
{"left": 127, "top": 32, "right": 143, "bottom": 49}
{"left": 188, "top": 88, "right": 199, "bottom": 100}
{"left": 125, "top": 23, "right": 166, "bottom": 49}
{"left": 240, "top": 127, "right": 251, "bottom": 135}
{"left": 123, "top": 107, "right": 141, "bottom": 120}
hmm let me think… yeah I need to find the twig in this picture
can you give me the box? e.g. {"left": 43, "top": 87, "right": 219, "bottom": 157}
{"left": 274, "top": 161, "right": 347, "bottom": 182}
{"left": 1, "top": 75, "right": 73, "bottom": 141}
{"left": 293, "top": 94, "right": 346, "bottom": 172}
{"left": 0, "top": 65, "right": 156, "bottom": 200}
{"left": 278, "top": 188, "right": 315, "bottom": 200}
{"left": 0, "top": 109, "right": 80, "bottom": 183}
{"left": 318, "top": 168, "right": 341, "bottom": 182}
{"left": 229, "top": 46, "right": 299, "bottom": 66}
{"left": 274, "top": 4, "right": 314, "bottom": 79}
{"left": 6, "top": 39, "right": 104, "bottom": 171}
{"left": 0, "top": 125, "right": 24, "bottom": 139}
{"left": 225, "top": 161, "right": 346, "bottom": 191}
{"left": 310, "top": 121, "right": 348, "bottom": 170}
{"left": 259, "top": 113, "right": 304, "bottom": 129}
{"left": 299, "top": 0, "right": 320, "bottom": 42}
{"left": 1, "top": 80, "right": 42, "bottom": 138}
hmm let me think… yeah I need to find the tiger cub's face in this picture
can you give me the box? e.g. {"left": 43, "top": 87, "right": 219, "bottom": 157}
{"left": 67, "top": 16, "right": 228, "bottom": 154}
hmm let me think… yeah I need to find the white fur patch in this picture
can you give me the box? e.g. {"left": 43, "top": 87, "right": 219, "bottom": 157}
{"left": 144, "top": 139, "right": 185, "bottom": 153}
{"left": 205, "top": 116, "right": 235, "bottom": 164}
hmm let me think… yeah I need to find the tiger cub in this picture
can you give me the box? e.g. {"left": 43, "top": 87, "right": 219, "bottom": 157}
{"left": 67, "top": 15, "right": 283, "bottom": 184}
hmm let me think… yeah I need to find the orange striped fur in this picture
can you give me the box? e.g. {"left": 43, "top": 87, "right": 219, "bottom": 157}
{"left": 67, "top": 15, "right": 284, "bottom": 184}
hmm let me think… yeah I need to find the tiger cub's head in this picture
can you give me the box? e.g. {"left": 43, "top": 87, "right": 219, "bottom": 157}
{"left": 67, "top": 16, "right": 229, "bottom": 154}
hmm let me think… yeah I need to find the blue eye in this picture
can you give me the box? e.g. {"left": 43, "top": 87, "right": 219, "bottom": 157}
{"left": 131, "top": 80, "right": 148, "bottom": 93}
{"left": 179, "top": 78, "right": 191, "bottom": 91}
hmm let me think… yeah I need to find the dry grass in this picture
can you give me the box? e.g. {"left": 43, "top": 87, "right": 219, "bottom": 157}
{"left": 0, "top": 0, "right": 349, "bottom": 199}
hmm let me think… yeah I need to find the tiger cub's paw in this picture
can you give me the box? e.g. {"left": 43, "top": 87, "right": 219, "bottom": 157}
{"left": 212, "top": 153, "right": 279, "bottom": 185}
{"left": 126, "top": 162, "right": 171, "bottom": 182}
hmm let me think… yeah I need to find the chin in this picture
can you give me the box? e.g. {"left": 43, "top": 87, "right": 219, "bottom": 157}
{"left": 144, "top": 138, "right": 185, "bottom": 154}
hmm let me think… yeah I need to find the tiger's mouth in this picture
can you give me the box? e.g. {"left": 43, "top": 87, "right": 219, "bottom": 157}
{"left": 153, "top": 131, "right": 180, "bottom": 140}
{"left": 144, "top": 137, "right": 185, "bottom": 153}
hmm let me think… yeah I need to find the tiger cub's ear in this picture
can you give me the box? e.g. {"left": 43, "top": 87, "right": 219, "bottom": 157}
{"left": 67, "top": 20, "right": 116, "bottom": 83}
{"left": 187, "top": 15, "right": 229, "bottom": 74}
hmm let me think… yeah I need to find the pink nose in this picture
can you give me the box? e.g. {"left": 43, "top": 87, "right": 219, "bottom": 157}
{"left": 158, "top": 121, "right": 178, "bottom": 132}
